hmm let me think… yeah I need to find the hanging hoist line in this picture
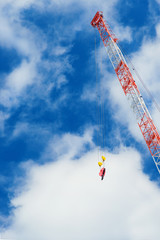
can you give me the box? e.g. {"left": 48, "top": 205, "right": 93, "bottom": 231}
{"left": 94, "top": 28, "right": 107, "bottom": 180}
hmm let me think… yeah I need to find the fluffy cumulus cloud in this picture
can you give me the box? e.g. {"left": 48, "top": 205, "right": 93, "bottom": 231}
{"left": 1, "top": 130, "right": 160, "bottom": 240}
{"left": 0, "top": 60, "right": 38, "bottom": 109}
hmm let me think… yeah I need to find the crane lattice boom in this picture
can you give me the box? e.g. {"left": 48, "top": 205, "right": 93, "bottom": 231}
{"left": 91, "top": 11, "right": 160, "bottom": 174}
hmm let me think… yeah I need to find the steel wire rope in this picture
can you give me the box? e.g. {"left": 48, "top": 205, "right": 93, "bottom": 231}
{"left": 95, "top": 29, "right": 100, "bottom": 161}
{"left": 100, "top": 39, "right": 105, "bottom": 153}
{"left": 99, "top": 40, "right": 103, "bottom": 155}
{"left": 95, "top": 29, "right": 107, "bottom": 163}
{"left": 95, "top": 30, "right": 105, "bottom": 159}
{"left": 96, "top": 39, "right": 106, "bottom": 156}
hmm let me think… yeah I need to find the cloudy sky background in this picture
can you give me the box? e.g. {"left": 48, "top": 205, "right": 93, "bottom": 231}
{"left": 1, "top": 0, "right": 160, "bottom": 239}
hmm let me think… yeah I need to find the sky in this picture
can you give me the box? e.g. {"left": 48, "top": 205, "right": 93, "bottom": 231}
{"left": 1, "top": 0, "right": 160, "bottom": 239}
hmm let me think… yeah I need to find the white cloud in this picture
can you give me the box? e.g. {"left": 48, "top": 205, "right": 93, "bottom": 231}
{"left": 10, "top": 121, "right": 53, "bottom": 147}
{"left": 53, "top": 46, "right": 71, "bottom": 57}
{"left": 1, "top": 130, "right": 160, "bottom": 240}
{"left": 0, "top": 9, "right": 43, "bottom": 59}
{"left": 12, "top": 122, "right": 30, "bottom": 138}
{"left": 0, "top": 60, "right": 37, "bottom": 108}
{"left": 114, "top": 25, "right": 132, "bottom": 42}
{"left": 57, "top": 75, "right": 67, "bottom": 88}
{"left": 42, "top": 128, "right": 95, "bottom": 161}
{"left": 7, "top": 60, "right": 36, "bottom": 93}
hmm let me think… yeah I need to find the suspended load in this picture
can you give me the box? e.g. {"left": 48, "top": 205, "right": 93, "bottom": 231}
{"left": 98, "top": 156, "right": 106, "bottom": 180}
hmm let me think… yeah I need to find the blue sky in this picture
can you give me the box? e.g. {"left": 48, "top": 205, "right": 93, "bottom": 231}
{"left": 1, "top": 0, "right": 160, "bottom": 239}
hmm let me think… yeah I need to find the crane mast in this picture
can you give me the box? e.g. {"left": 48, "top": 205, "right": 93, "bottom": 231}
{"left": 91, "top": 11, "right": 160, "bottom": 174}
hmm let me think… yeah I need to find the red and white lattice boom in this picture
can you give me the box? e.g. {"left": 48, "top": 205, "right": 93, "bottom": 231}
{"left": 91, "top": 11, "right": 160, "bottom": 174}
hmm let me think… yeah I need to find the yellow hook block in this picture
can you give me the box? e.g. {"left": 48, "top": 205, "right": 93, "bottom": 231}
{"left": 98, "top": 162, "right": 103, "bottom": 167}
{"left": 101, "top": 156, "right": 106, "bottom": 161}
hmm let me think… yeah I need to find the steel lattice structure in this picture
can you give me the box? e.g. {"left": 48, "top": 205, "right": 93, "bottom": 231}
{"left": 91, "top": 11, "right": 160, "bottom": 174}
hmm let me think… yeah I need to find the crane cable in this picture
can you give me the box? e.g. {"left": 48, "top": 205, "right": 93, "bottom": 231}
{"left": 95, "top": 29, "right": 100, "bottom": 161}
{"left": 95, "top": 29, "right": 105, "bottom": 158}
{"left": 100, "top": 39, "right": 106, "bottom": 153}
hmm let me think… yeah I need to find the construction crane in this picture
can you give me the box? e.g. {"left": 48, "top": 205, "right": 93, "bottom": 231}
{"left": 91, "top": 11, "right": 160, "bottom": 174}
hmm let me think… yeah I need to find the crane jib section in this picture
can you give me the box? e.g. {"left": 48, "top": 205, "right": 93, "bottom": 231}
{"left": 91, "top": 11, "right": 160, "bottom": 173}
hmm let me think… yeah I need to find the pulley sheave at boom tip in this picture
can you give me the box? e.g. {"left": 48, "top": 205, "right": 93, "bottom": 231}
{"left": 91, "top": 11, "right": 160, "bottom": 174}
